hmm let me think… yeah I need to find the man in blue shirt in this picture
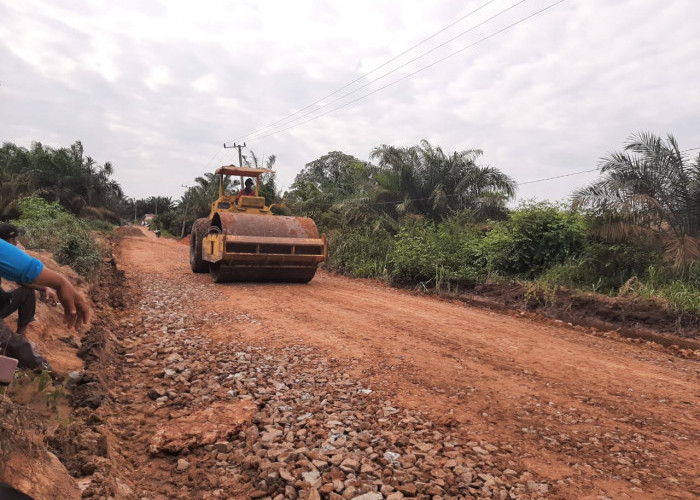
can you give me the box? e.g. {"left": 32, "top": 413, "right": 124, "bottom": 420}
{"left": 0, "top": 223, "right": 59, "bottom": 336}
{"left": 0, "top": 236, "right": 89, "bottom": 371}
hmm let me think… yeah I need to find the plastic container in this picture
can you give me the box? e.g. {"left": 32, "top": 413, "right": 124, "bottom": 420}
{"left": 0, "top": 355, "right": 18, "bottom": 385}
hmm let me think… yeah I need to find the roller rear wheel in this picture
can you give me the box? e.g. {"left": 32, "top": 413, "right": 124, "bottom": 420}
{"left": 189, "top": 218, "right": 210, "bottom": 273}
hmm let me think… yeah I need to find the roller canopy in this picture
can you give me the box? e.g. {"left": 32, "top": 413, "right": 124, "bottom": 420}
{"left": 215, "top": 166, "right": 274, "bottom": 177}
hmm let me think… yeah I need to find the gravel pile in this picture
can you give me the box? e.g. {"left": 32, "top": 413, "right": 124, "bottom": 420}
{"left": 111, "top": 276, "right": 550, "bottom": 500}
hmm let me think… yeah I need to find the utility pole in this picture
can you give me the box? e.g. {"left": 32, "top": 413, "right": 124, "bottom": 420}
{"left": 224, "top": 142, "right": 246, "bottom": 167}
{"left": 133, "top": 198, "right": 137, "bottom": 223}
{"left": 180, "top": 185, "right": 189, "bottom": 239}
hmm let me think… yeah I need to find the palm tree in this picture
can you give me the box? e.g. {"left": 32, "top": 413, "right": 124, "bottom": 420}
{"left": 243, "top": 150, "right": 278, "bottom": 204}
{"left": 370, "top": 140, "right": 516, "bottom": 221}
{"left": 0, "top": 143, "right": 33, "bottom": 219}
{"left": 572, "top": 132, "right": 700, "bottom": 272}
{"left": 22, "top": 141, "right": 124, "bottom": 219}
{"left": 288, "top": 151, "right": 378, "bottom": 227}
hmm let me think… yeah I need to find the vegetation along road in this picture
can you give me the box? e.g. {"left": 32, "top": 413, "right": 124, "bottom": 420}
{"left": 44, "top": 226, "right": 695, "bottom": 499}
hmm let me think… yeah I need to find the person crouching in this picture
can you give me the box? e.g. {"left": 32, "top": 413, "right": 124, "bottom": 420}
{"left": 0, "top": 223, "right": 58, "bottom": 336}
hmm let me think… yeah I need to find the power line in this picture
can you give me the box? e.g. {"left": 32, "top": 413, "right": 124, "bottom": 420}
{"left": 358, "top": 166, "right": 599, "bottom": 206}
{"left": 206, "top": 144, "right": 696, "bottom": 200}
{"left": 201, "top": 148, "right": 226, "bottom": 173}
{"left": 242, "top": 0, "right": 536, "bottom": 143}
{"left": 245, "top": 0, "right": 567, "bottom": 143}
{"left": 196, "top": 144, "right": 698, "bottom": 201}
{"left": 228, "top": 0, "right": 503, "bottom": 143}
{"left": 518, "top": 167, "right": 599, "bottom": 185}
{"left": 515, "top": 146, "right": 700, "bottom": 188}
{"left": 214, "top": 0, "right": 565, "bottom": 182}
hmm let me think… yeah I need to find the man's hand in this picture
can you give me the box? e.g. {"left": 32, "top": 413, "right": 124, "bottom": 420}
{"left": 55, "top": 283, "right": 89, "bottom": 329}
{"left": 33, "top": 268, "right": 90, "bottom": 329}
{"left": 40, "top": 287, "right": 59, "bottom": 306}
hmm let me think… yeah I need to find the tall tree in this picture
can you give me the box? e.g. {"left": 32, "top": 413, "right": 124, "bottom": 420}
{"left": 288, "top": 152, "right": 374, "bottom": 225}
{"left": 572, "top": 132, "right": 700, "bottom": 271}
{"left": 370, "top": 140, "right": 516, "bottom": 221}
{"left": 0, "top": 143, "right": 33, "bottom": 219}
{"left": 1, "top": 141, "right": 126, "bottom": 220}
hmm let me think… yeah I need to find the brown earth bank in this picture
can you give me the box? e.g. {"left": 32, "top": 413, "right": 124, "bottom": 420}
{"left": 411, "top": 283, "right": 700, "bottom": 352}
{"left": 2, "top": 226, "right": 699, "bottom": 500}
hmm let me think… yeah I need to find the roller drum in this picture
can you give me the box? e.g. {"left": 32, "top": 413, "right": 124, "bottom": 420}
{"left": 209, "top": 212, "right": 324, "bottom": 283}
{"left": 215, "top": 212, "right": 320, "bottom": 239}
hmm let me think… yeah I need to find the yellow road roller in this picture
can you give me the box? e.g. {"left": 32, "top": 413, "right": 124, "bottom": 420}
{"left": 190, "top": 165, "right": 327, "bottom": 283}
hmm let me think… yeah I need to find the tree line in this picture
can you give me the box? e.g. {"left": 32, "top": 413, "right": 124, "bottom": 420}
{"left": 0, "top": 141, "right": 124, "bottom": 221}
{"left": 282, "top": 134, "right": 698, "bottom": 313}
{"left": 1, "top": 133, "right": 698, "bottom": 312}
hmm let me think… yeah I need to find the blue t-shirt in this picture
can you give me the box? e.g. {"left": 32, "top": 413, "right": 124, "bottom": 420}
{"left": 0, "top": 238, "right": 44, "bottom": 284}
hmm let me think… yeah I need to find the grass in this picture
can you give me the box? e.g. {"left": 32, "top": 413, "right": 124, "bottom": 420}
{"left": 632, "top": 280, "right": 700, "bottom": 314}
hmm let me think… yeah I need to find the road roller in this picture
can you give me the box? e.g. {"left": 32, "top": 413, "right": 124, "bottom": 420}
{"left": 190, "top": 165, "right": 327, "bottom": 283}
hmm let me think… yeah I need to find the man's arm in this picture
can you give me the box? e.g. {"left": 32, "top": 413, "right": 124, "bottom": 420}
{"left": 0, "top": 238, "right": 89, "bottom": 328}
{"left": 32, "top": 268, "right": 89, "bottom": 329}
{"left": 0, "top": 238, "right": 43, "bottom": 283}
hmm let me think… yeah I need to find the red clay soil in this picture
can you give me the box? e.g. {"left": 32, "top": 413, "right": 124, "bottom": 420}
{"left": 110, "top": 230, "right": 698, "bottom": 498}
{"left": 114, "top": 226, "right": 147, "bottom": 238}
{"left": 3, "top": 227, "right": 698, "bottom": 499}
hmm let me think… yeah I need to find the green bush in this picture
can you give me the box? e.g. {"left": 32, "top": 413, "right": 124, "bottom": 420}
{"left": 390, "top": 217, "right": 485, "bottom": 284}
{"left": 649, "top": 281, "right": 700, "bottom": 314}
{"left": 315, "top": 199, "right": 696, "bottom": 313}
{"left": 84, "top": 218, "right": 115, "bottom": 234}
{"left": 13, "top": 197, "right": 103, "bottom": 277}
{"left": 540, "top": 239, "right": 662, "bottom": 293}
{"left": 479, "top": 202, "right": 589, "bottom": 278}
{"left": 390, "top": 222, "right": 436, "bottom": 281}
{"left": 326, "top": 227, "right": 394, "bottom": 278}
{"left": 681, "top": 261, "right": 700, "bottom": 289}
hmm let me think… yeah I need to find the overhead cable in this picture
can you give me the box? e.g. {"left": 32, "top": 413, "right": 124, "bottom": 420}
{"left": 228, "top": 0, "right": 503, "bottom": 143}
{"left": 356, "top": 166, "right": 599, "bottom": 206}
{"left": 243, "top": 0, "right": 567, "bottom": 143}
{"left": 241, "top": 0, "right": 537, "bottom": 143}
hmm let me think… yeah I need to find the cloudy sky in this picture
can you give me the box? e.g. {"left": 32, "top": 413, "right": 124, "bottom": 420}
{"left": 1, "top": 0, "right": 698, "bottom": 203}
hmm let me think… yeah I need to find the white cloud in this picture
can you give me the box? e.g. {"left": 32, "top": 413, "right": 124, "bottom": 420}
{"left": 0, "top": 0, "right": 698, "bottom": 202}
{"left": 145, "top": 65, "right": 175, "bottom": 91}
{"left": 192, "top": 74, "right": 217, "bottom": 93}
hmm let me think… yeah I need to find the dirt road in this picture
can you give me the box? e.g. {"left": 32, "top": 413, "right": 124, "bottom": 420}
{"left": 84, "top": 229, "right": 698, "bottom": 499}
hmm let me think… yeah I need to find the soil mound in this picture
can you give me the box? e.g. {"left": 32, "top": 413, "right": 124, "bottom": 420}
{"left": 114, "top": 226, "right": 145, "bottom": 237}
{"left": 461, "top": 282, "right": 700, "bottom": 345}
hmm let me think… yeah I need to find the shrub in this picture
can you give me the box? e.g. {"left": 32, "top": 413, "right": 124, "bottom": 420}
{"left": 540, "top": 239, "right": 662, "bottom": 293}
{"left": 326, "top": 227, "right": 394, "bottom": 278}
{"left": 479, "top": 202, "right": 589, "bottom": 278}
{"left": 13, "top": 197, "right": 103, "bottom": 277}
{"left": 648, "top": 281, "right": 700, "bottom": 314}
{"left": 152, "top": 211, "right": 180, "bottom": 236}
{"left": 390, "top": 217, "right": 485, "bottom": 284}
{"left": 84, "top": 218, "right": 115, "bottom": 234}
{"left": 523, "top": 281, "right": 558, "bottom": 308}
